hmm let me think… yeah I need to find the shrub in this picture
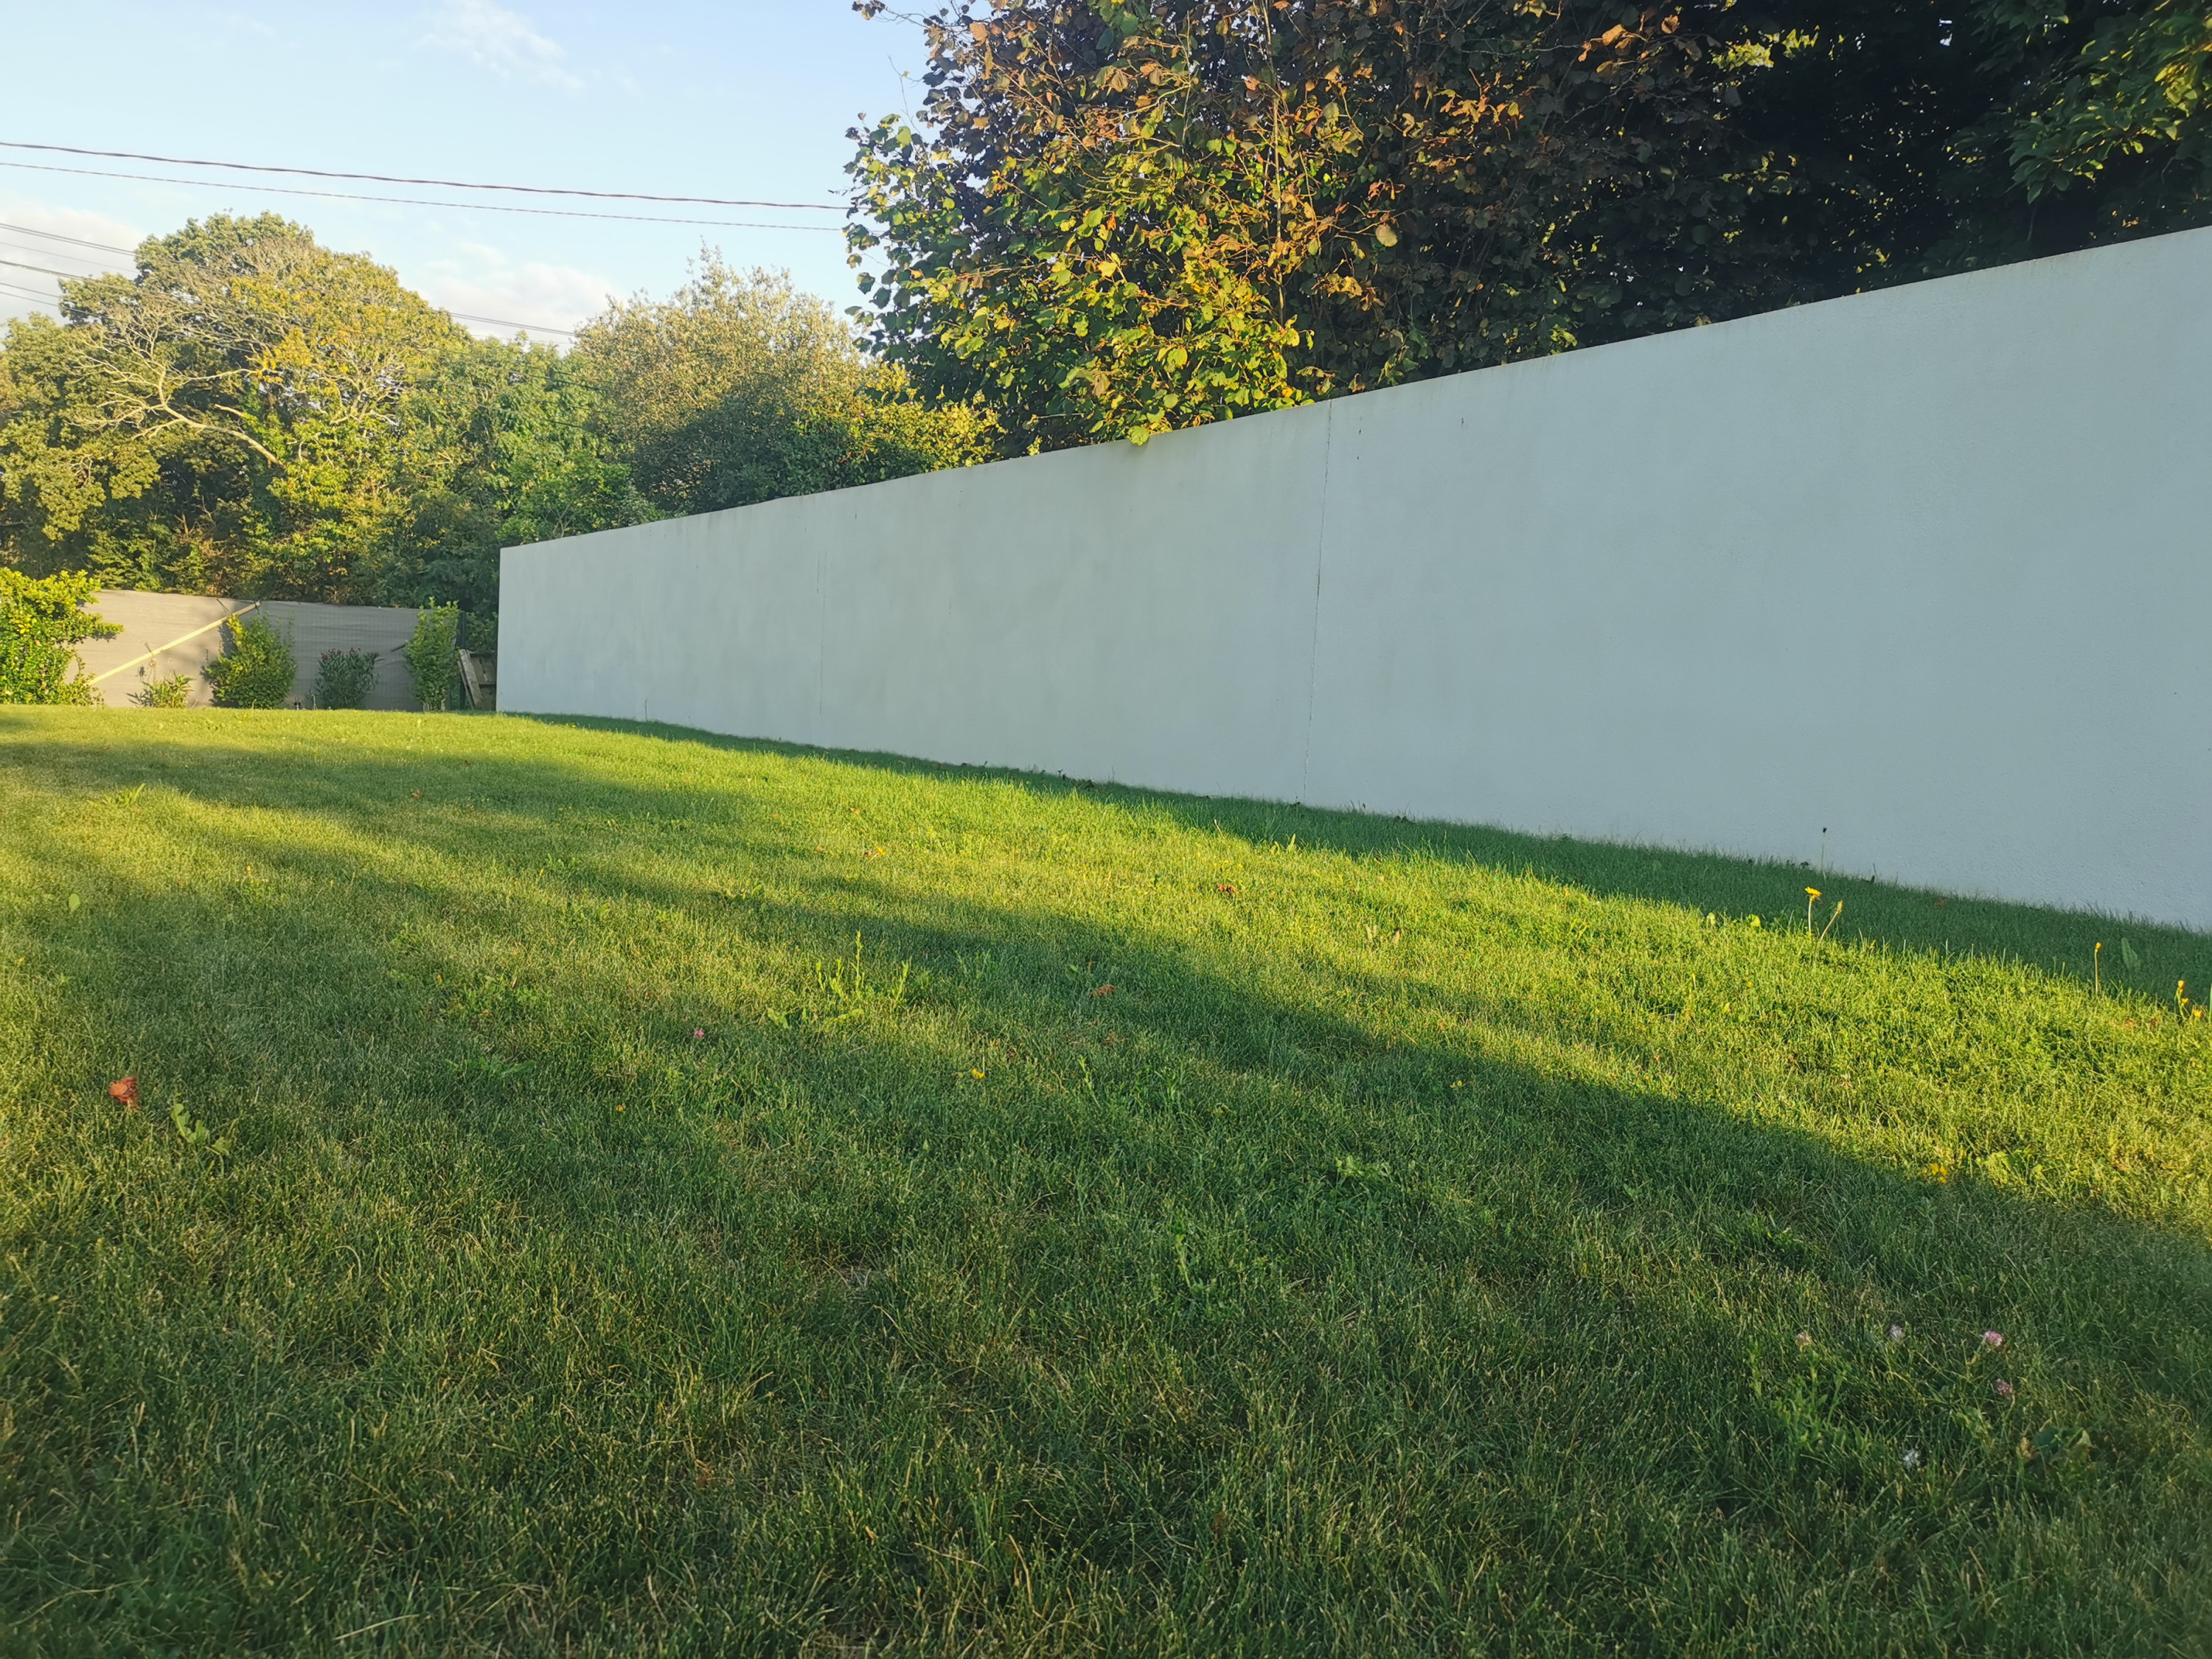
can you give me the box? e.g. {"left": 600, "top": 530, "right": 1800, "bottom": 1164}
{"left": 406, "top": 602, "right": 461, "bottom": 712}
{"left": 203, "top": 615, "right": 297, "bottom": 709}
{"left": 313, "top": 648, "right": 378, "bottom": 709}
{"left": 131, "top": 672, "right": 194, "bottom": 708}
{"left": 0, "top": 570, "right": 119, "bottom": 704}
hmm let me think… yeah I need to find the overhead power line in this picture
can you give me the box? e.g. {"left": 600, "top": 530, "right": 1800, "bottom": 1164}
{"left": 449, "top": 310, "right": 579, "bottom": 339}
{"left": 0, "top": 243, "right": 581, "bottom": 340}
{"left": 0, "top": 279, "right": 59, "bottom": 307}
{"left": 0, "top": 254, "right": 577, "bottom": 336}
{"left": 1, "top": 239, "right": 123, "bottom": 270}
{"left": 0, "top": 257, "right": 105, "bottom": 280}
{"left": 0, "top": 159, "right": 843, "bottom": 232}
{"left": 0, "top": 140, "right": 845, "bottom": 212}
{"left": 0, "top": 249, "right": 116, "bottom": 279}
{"left": 0, "top": 219, "right": 136, "bottom": 255}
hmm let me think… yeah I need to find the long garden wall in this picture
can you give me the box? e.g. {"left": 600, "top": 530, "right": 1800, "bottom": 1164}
{"left": 502, "top": 228, "right": 2212, "bottom": 931}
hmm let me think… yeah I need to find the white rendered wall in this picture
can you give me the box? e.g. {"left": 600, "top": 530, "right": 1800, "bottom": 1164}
{"left": 503, "top": 228, "right": 2212, "bottom": 931}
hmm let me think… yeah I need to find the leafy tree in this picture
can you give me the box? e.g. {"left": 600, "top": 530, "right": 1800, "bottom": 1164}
{"left": 848, "top": 1, "right": 1765, "bottom": 448}
{"left": 0, "top": 215, "right": 648, "bottom": 608}
{"left": 1703, "top": 1, "right": 2208, "bottom": 297}
{"left": 571, "top": 257, "right": 992, "bottom": 515}
{"left": 847, "top": 1, "right": 2211, "bottom": 451}
{"left": 1984, "top": 0, "right": 2211, "bottom": 224}
{"left": 0, "top": 568, "right": 117, "bottom": 703}
{"left": 0, "top": 215, "right": 462, "bottom": 599}
{"left": 380, "top": 333, "right": 652, "bottom": 614}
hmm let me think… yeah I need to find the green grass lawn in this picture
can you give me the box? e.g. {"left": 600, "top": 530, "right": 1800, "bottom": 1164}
{"left": 2, "top": 708, "right": 2208, "bottom": 1657}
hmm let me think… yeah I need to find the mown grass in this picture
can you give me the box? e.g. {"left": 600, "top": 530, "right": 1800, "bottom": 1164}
{"left": 1, "top": 706, "right": 2208, "bottom": 1658}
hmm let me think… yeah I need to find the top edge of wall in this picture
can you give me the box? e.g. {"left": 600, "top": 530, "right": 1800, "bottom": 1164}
{"left": 502, "top": 223, "right": 2212, "bottom": 558}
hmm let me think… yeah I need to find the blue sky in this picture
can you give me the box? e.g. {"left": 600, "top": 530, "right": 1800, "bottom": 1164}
{"left": 0, "top": 1, "right": 936, "bottom": 341}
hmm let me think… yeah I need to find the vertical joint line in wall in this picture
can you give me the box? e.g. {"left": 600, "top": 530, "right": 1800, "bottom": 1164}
{"left": 813, "top": 529, "right": 827, "bottom": 746}
{"left": 1298, "top": 403, "right": 1335, "bottom": 805}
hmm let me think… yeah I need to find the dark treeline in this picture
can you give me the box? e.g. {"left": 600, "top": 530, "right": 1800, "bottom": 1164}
{"left": 3, "top": 0, "right": 2205, "bottom": 602}
{"left": 850, "top": 0, "right": 2211, "bottom": 446}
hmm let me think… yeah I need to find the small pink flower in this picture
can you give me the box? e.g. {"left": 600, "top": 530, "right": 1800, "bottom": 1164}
{"left": 1981, "top": 1330, "right": 2003, "bottom": 1348}
{"left": 1994, "top": 1378, "right": 2014, "bottom": 1399}
{"left": 692, "top": 1028, "right": 705, "bottom": 1041}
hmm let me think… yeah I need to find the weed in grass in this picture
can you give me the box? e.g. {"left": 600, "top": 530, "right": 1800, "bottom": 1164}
{"left": 0, "top": 706, "right": 2207, "bottom": 1657}
{"left": 807, "top": 933, "right": 911, "bottom": 1026}
{"left": 167, "top": 1100, "right": 231, "bottom": 1155}
{"left": 128, "top": 672, "right": 192, "bottom": 709}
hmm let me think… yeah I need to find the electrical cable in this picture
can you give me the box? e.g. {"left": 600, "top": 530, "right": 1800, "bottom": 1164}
{"left": 1, "top": 240, "right": 120, "bottom": 268}
{"left": 0, "top": 260, "right": 580, "bottom": 338}
{"left": 448, "top": 311, "right": 578, "bottom": 338}
{"left": 0, "top": 139, "right": 846, "bottom": 211}
{"left": 0, "top": 226, "right": 580, "bottom": 335}
{"left": 1, "top": 235, "right": 590, "bottom": 342}
{"left": 0, "top": 257, "right": 120, "bottom": 281}
{"left": 0, "top": 252, "right": 114, "bottom": 281}
{"left": 0, "top": 159, "right": 843, "bottom": 232}
{"left": 0, "top": 220, "right": 136, "bottom": 255}
{"left": 0, "top": 257, "right": 580, "bottom": 339}
{"left": 0, "top": 279, "right": 59, "bottom": 306}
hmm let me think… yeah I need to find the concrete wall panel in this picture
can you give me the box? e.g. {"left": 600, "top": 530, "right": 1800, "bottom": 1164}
{"left": 501, "top": 229, "right": 2212, "bottom": 929}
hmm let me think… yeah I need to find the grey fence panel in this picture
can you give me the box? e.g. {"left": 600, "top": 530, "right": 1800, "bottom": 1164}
{"left": 75, "top": 592, "right": 421, "bottom": 709}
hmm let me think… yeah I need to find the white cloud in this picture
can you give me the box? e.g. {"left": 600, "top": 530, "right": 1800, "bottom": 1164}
{"left": 0, "top": 198, "right": 145, "bottom": 324}
{"left": 422, "top": 0, "right": 582, "bottom": 91}
{"left": 412, "top": 243, "right": 619, "bottom": 344}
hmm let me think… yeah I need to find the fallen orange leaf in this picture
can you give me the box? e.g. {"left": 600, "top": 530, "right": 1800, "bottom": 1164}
{"left": 108, "top": 1077, "right": 139, "bottom": 1108}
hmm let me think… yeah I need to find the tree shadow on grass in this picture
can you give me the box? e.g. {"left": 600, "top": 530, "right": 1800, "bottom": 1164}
{"left": 522, "top": 714, "right": 2212, "bottom": 1005}
{"left": 5, "top": 713, "right": 2211, "bottom": 1655}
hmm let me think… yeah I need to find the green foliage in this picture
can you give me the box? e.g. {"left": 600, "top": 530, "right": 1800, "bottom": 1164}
{"left": 201, "top": 614, "right": 296, "bottom": 708}
{"left": 128, "top": 672, "right": 193, "bottom": 709}
{"left": 0, "top": 215, "right": 650, "bottom": 610}
{"left": 847, "top": 1, "right": 1773, "bottom": 445}
{"left": 849, "top": 1, "right": 2212, "bottom": 450}
{"left": 405, "top": 602, "right": 460, "bottom": 712}
{"left": 1, "top": 711, "right": 2208, "bottom": 1651}
{"left": 0, "top": 568, "right": 117, "bottom": 704}
{"left": 380, "top": 333, "right": 654, "bottom": 614}
{"left": 0, "top": 218, "right": 986, "bottom": 608}
{"left": 0, "top": 215, "right": 464, "bottom": 599}
{"left": 311, "top": 648, "right": 378, "bottom": 710}
{"left": 1986, "top": 0, "right": 2212, "bottom": 210}
{"left": 571, "top": 257, "right": 992, "bottom": 514}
